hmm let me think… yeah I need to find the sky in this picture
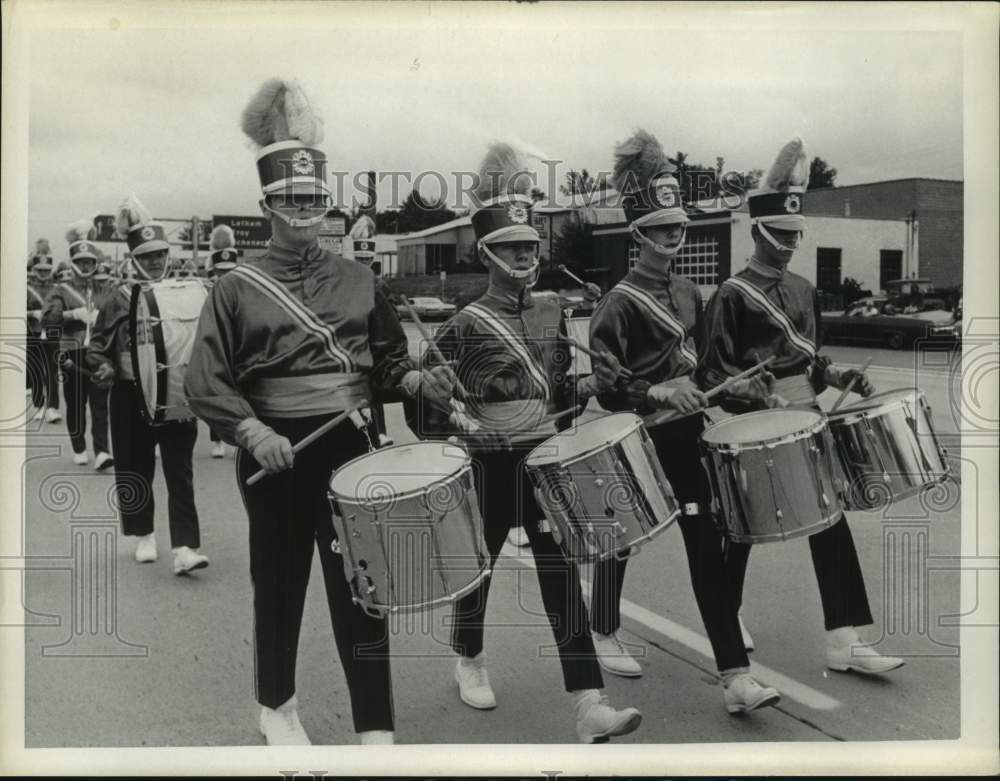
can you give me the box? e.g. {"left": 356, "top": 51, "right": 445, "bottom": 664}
{"left": 20, "top": 2, "right": 965, "bottom": 259}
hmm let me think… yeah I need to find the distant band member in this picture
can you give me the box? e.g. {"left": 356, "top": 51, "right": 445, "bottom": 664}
{"left": 185, "top": 77, "right": 453, "bottom": 746}
{"left": 42, "top": 222, "right": 113, "bottom": 470}
{"left": 416, "top": 142, "right": 643, "bottom": 743}
{"left": 205, "top": 224, "right": 241, "bottom": 458}
{"left": 88, "top": 195, "right": 209, "bottom": 575}
{"left": 27, "top": 243, "right": 61, "bottom": 422}
{"left": 697, "top": 138, "right": 904, "bottom": 675}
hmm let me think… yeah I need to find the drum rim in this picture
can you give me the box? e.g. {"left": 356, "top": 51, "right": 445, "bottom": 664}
{"left": 700, "top": 407, "right": 825, "bottom": 450}
{"left": 329, "top": 440, "right": 471, "bottom": 503}
{"left": 828, "top": 387, "right": 924, "bottom": 422}
{"left": 524, "top": 411, "right": 643, "bottom": 468}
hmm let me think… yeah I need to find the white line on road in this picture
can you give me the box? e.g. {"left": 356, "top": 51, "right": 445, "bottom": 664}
{"left": 504, "top": 546, "right": 842, "bottom": 712}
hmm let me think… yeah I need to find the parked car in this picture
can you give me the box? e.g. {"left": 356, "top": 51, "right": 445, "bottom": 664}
{"left": 395, "top": 296, "right": 457, "bottom": 321}
{"left": 821, "top": 297, "right": 961, "bottom": 349}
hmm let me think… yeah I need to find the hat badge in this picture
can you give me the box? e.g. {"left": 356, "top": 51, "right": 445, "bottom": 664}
{"left": 507, "top": 202, "right": 529, "bottom": 224}
{"left": 784, "top": 194, "right": 802, "bottom": 213}
{"left": 291, "top": 150, "right": 315, "bottom": 176}
{"left": 141, "top": 226, "right": 156, "bottom": 240}
{"left": 655, "top": 184, "right": 678, "bottom": 209}
{"left": 78, "top": 242, "right": 89, "bottom": 253}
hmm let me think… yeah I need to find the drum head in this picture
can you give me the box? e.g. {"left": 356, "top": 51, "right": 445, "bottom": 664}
{"left": 525, "top": 412, "right": 642, "bottom": 466}
{"left": 701, "top": 408, "right": 822, "bottom": 446}
{"left": 330, "top": 441, "right": 469, "bottom": 499}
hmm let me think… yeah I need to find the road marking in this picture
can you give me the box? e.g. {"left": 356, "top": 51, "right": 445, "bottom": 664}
{"left": 504, "top": 546, "right": 842, "bottom": 711}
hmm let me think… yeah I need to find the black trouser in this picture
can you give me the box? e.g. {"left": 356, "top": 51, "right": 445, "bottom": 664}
{"left": 109, "top": 381, "right": 200, "bottom": 547}
{"left": 235, "top": 414, "right": 393, "bottom": 733}
{"left": 26, "top": 335, "right": 46, "bottom": 408}
{"left": 450, "top": 443, "right": 604, "bottom": 693}
{"left": 591, "top": 414, "right": 749, "bottom": 672}
{"left": 723, "top": 514, "right": 873, "bottom": 631}
{"left": 40, "top": 340, "right": 61, "bottom": 409}
{"left": 60, "top": 347, "right": 110, "bottom": 455}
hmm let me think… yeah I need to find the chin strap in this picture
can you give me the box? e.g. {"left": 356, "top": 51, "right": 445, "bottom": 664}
{"left": 261, "top": 197, "right": 330, "bottom": 228}
{"left": 131, "top": 258, "right": 170, "bottom": 282}
{"left": 478, "top": 240, "right": 540, "bottom": 288}
{"left": 71, "top": 264, "right": 96, "bottom": 279}
{"left": 756, "top": 222, "right": 801, "bottom": 253}
{"left": 630, "top": 224, "right": 686, "bottom": 260}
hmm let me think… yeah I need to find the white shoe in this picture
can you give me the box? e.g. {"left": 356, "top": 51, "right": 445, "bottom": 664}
{"left": 72, "top": 452, "right": 88, "bottom": 466}
{"left": 259, "top": 696, "right": 311, "bottom": 745}
{"left": 154, "top": 445, "right": 160, "bottom": 459}
{"left": 359, "top": 730, "right": 395, "bottom": 745}
{"left": 31, "top": 407, "right": 46, "bottom": 422}
{"left": 591, "top": 632, "right": 642, "bottom": 678}
{"left": 94, "top": 451, "right": 115, "bottom": 471}
{"left": 44, "top": 408, "right": 62, "bottom": 423}
{"left": 211, "top": 442, "right": 226, "bottom": 459}
{"left": 506, "top": 527, "right": 530, "bottom": 547}
{"left": 826, "top": 643, "right": 905, "bottom": 674}
{"left": 738, "top": 613, "right": 755, "bottom": 652}
{"left": 454, "top": 652, "right": 497, "bottom": 710}
{"left": 173, "top": 546, "right": 210, "bottom": 575}
{"left": 723, "top": 673, "right": 781, "bottom": 714}
{"left": 134, "top": 534, "right": 157, "bottom": 563}
{"left": 574, "top": 691, "right": 642, "bottom": 744}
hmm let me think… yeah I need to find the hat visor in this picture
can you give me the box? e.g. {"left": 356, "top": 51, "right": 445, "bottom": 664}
{"left": 633, "top": 208, "right": 689, "bottom": 228}
{"left": 263, "top": 179, "right": 332, "bottom": 197}
{"left": 757, "top": 214, "right": 806, "bottom": 231}
{"left": 481, "top": 225, "right": 541, "bottom": 245}
{"left": 132, "top": 239, "right": 171, "bottom": 257}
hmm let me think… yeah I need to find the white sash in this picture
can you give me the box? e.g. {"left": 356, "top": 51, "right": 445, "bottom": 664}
{"left": 27, "top": 285, "right": 44, "bottom": 308}
{"left": 723, "top": 276, "right": 817, "bottom": 360}
{"left": 463, "top": 302, "right": 550, "bottom": 401}
{"left": 614, "top": 281, "right": 699, "bottom": 368}
{"left": 231, "top": 265, "right": 354, "bottom": 372}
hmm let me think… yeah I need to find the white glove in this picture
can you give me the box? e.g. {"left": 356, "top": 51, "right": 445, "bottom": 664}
{"left": 28, "top": 310, "right": 42, "bottom": 320}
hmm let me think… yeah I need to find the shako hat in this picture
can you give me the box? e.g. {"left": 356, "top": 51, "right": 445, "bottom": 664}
{"left": 748, "top": 137, "right": 808, "bottom": 232}
{"left": 611, "top": 129, "right": 688, "bottom": 229}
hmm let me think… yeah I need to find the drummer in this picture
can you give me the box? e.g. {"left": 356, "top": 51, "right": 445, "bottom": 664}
{"left": 87, "top": 196, "right": 209, "bottom": 576}
{"left": 414, "top": 142, "right": 643, "bottom": 744}
{"left": 697, "top": 137, "right": 904, "bottom": 675}
{"left": 587, "top": 129, "right": 780, "bottom": 714}
{"left": 184, "top": 77, "right": 453, "bottom": 746}
{"left": 42, "top": 222, "right": 113, "bottom": 470}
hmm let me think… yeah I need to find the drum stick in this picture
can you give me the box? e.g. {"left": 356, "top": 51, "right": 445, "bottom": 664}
{"left": 557, "top": 264, "right": 587, "bottom": 287}
{"left": 246, "top": 406, "right": 358, "bottom": 486}
{"left": 559, "top": 335, "right": 634, "bottom": 380}
{"left": 830, "top": 357, "right": 873, "bottom": 413}
{"left": 401, "top": 299, "right": 469, "bottom": 401}
{"left": 643, "top": 357, "right": 774, "bottom": 428}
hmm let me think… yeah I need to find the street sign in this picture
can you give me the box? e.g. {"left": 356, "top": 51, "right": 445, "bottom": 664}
{"left": 440, "top": 270, "right": 447, "bottom": 281}
{"left": 321, "top": 217, "right": 346, "bottom": 236}
{"left": 212, "top": 215, "right": 271, "bottom": 249}
{"left": 318, "top": 235, "right": 343, "bottom": 254}
{"left": 94, "top": 215, "right": 122, "bottom": 242}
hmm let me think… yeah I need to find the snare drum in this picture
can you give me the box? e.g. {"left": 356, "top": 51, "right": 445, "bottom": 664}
{"left": 525, "top": 413, "right": 679, "bottom": 562}
{"left": 129, "top": 279, "right": 207, "bottom": 425}
{"left": 700, "top": 409, "right": 843, "bottom": 544}
{"left": 827, "top": 388, "right": 950, "bottom": 510}
{"left": 328, "top": 441, "right": 489, "bottom": 617}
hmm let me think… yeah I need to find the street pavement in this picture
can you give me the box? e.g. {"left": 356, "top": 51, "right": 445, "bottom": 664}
{"left": 20, "top": 343, "right": 964, "bottom": 746}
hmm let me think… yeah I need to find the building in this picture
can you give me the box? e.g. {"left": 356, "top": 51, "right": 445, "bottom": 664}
{"left": 804, "top": 178, "right": 962, "bottom": 290}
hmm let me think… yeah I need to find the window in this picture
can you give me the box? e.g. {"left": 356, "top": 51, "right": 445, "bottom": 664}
{"left": 674, "top": 233, "right": 720, "bottom": 286}
{"left": 816, "top": 248, "right": 842, "bottom": 291}
{"left": 627, "top": 241, "right": 640, "bottom": 270}
{"left": 879, "top": 250, "right": 903, "bottom": 291}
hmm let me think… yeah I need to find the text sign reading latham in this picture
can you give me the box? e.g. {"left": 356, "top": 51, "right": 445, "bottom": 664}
{"left": 212, "top": 215, "right": 272, "bottom": 249}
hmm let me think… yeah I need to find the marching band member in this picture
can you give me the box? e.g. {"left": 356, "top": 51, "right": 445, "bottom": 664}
{"left": 27, "top": 243, "right": 61, "bottom": 422}
{"left": 415, "top": 142, "right": 643, "bottom": 743}
{"left": 87, "top": 196, "right": 209, "bottom": 575}
{"left": 587, "top": 130, "right": 780, "bottom": 714}
{"left": 697, "top": 137, "right": 904, "bottom": 675}
{"left": 184, "top": 78, "right": 453, "bottom": 746}
{"left": 42, "top": 222, "right": 113, "bottom": 470}
{"left": 205, "top": 225, "right": 241, "bottom": 458}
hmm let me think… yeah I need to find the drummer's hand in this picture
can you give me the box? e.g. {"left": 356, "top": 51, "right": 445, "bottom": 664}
{"left": 654, "top": 384, "right": 708, "bottom": 415}
{"left": 92, "top": 362, "right": 115, "bottom": 387}
{"left": 583, "top": 282, "right": 602, "bottom": 302}
{"left": 417, "top": 366, "right": 456, "bottom": 404}
{"left": 838, "top": 367, "right": 876, "bottom": 397}
{"left": 592, "top": 350, "right": 623, "bottom": 392}
{"left": 728, "top": 369, "right": 775, "bottom": 402}
{"left": 251, "top": 432, "right": 295, "bottom": 474}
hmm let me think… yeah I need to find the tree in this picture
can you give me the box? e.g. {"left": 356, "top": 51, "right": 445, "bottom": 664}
{"left": 808, "top": 157, "right": 838, "bottom": 190}
{"left": 744, "top": 168, "right": 764, "bottom": 190}
{"left": 396, "top": 190, "right": 457, "bottom": 234}
{"left": 551, "top": 214, "right": 593, "bottom": 273}
{"left": 558, "top": 168, "right": 609, "bottom": 198}
{"left": 529, "top": 187, "right": 547, "bottom": 203}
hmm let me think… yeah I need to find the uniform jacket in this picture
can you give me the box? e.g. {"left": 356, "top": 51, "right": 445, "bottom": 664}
{"left": 42, "top": 278, "right": 96, "bottom": 352}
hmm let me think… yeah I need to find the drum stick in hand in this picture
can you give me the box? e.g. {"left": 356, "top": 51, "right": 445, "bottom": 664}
{"left": 559, "top": 334, "right": 634, "bottom": 380}
{"left": 402, "top": 298, "right": 469, "bottom": 401}
{"left": 830, "top": 357, "right": 873, "bottom": 413}
{"left": 246, "top": 405, "right": 359, "bottom": 486}
{"left": 557, "top": 264, "right": 587, "bottom": 287}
